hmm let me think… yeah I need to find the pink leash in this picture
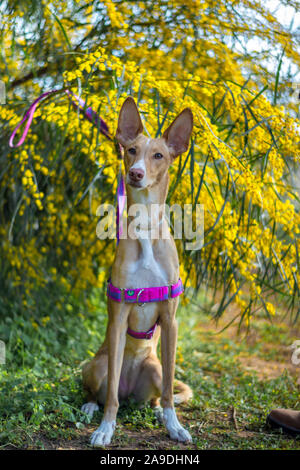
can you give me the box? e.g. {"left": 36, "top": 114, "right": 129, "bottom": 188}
{"left": 9, "top": 89, "right": 112, "bottom": 147}
{"left": 9, "top": 90, "right": 58, "bottom": 148}
{"left": 116, "top": 171, "right": 125, "bottom": 244}
{"left": 8, "top": 88, "right": 126, "bottom": 242}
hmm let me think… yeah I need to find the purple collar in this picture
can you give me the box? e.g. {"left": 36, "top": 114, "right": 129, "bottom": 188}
{"left": 106, "top": 278, "right": 184, "bottom": 340}
{"left": 107, "top": 278, "right": 184, "bottom": 305}
{"left": 127, "top": 322, "right": 158, "bottom": 340}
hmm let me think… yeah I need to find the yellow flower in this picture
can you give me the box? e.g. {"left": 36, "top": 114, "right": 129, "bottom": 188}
{"left": 265, "top": 302, "right": 276, "bottom": 316}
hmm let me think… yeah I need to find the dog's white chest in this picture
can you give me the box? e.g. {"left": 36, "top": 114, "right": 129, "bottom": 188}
{"left": 127, "top": 238, "right": 167, "bottom": 288}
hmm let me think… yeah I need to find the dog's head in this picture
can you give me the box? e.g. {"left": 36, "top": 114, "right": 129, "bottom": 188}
{"left": 115, "top": 96, "right": 193, "bottom": 190}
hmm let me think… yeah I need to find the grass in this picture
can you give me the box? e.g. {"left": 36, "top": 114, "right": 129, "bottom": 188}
{"left": 0, "top": 289, "right": 300, "bottom": 450}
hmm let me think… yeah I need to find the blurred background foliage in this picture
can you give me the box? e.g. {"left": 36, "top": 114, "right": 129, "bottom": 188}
{"left": 0, "top": 0, "right": 299, "bottom": 336}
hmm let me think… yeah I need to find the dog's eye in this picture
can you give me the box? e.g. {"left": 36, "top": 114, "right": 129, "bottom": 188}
{"left": 154, "top": 153, "right": 163, "bottom": 159}
{"left": 128, "top": 148, "right": 136, "bottom": 155}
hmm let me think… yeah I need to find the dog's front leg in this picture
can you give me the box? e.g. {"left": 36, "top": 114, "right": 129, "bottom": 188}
{"left": 160, "top": 299, "right": 192, "bottom": 443}
{"left": 90, "top": 300, "right": 130, "bottom": 447}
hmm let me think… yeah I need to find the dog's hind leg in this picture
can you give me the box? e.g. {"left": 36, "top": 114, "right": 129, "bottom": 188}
{"left": 81, "top": 350, "right": 108, "bottom": 417}
{"left": 133, "top": 355, "right": 192, "bottom": 423}
{"left": 133, "top": 354, "right": 162, "bottom": 404}
{"left": 132, "top": 354, "right": 164, "bottom": 422}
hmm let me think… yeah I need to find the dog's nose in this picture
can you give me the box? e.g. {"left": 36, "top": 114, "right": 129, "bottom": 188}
{"left": 129, "top": 168, "right": 144, "bottom": 181}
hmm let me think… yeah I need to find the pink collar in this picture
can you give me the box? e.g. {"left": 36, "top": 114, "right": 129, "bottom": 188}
{"left": 106, "top": 278, "right": 184, "bottom": 340}
{"left": 127, "top": 322, "right": 158, "bottom": 340}
{"left": 107, "top": 278, "right": 184, "bottom": 305}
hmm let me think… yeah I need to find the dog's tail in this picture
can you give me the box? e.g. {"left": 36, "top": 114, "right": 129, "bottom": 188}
{"left": 173, "top": 380, "right": 193, "bottom": 404}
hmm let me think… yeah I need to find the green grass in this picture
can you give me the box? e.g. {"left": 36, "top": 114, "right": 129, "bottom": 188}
{"left": 0, "top": 290, "right": 300, "bottom": 450}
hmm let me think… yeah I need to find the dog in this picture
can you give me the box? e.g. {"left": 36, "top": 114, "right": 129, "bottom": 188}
{"left": 81, "top": 96, "right": 194, "bottom": 447}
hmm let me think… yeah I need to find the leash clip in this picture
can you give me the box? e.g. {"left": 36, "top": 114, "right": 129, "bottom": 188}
{"left": 137, "top": 289, "right": 145, "bottom": 307}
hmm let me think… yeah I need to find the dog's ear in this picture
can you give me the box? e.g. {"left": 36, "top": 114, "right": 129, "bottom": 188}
{"left": 116, "top": 96, "right": 143, "bottom": 146}
{"left": 162, "top": 108, "right": 193, "bottom": 158}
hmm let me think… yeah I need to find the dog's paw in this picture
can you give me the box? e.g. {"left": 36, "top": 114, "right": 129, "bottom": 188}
{"left": 163, "top": 407, "right": 192, "bottom": 443}
{"left": 168, "top": 424, "right": 192, "bottom": 443}
{"left": 90, "top": 420, "right": 116, "bottom": 447}
{"left": 81, "top": 402, "right": 99, "bottom": 416}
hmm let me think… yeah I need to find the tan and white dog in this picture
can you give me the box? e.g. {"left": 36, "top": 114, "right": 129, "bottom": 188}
{"left": 81, "top": 97, "right": 193, "bottom": 447}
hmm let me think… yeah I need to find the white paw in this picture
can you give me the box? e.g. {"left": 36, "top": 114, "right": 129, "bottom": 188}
{"left": 163, "top": 407, "right": 192, "bottom": 443}
{"left": 81, "top": 402, "right": 99, "bottom": 416}
{"left": 90, "top": 420, "right": 116, "bottom": 447}
{"left": 153, "top": 405, "right": 164, "bottom": 424}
